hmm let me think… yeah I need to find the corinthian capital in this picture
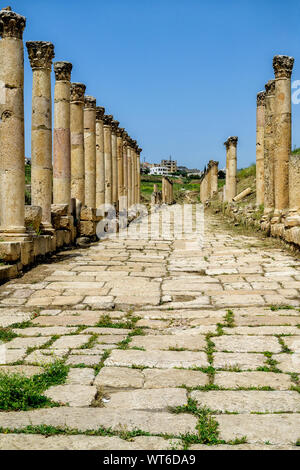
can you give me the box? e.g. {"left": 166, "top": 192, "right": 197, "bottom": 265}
{"left": 84, "top": 95, "right": 96, "bottom": 109}
{"left": 26, "top": 41, "right": 55, "bottom": 70}
{"left": 111, "top": 120, "right": 120, "bottom": 133}
{"left": 224, "top": 136, "right": 238, "bottom": 148}
{"left": 96, "top": 106, "right": 105, "bottom": 120}
{"left": 257, "top": 91, "right": 266, "bottom": 106}
{"left": 54, "top": 61, "right": 73, "bottom": 81}
{"left": 103, "top": 114, "right": 113, "bottom": 126}
{"left": 265, "top": 80, "right": 275, "bottom": 95}
{"left": 273, "top": 55, "right": 294, "bottom": 79}
{"left": 0, "top": 8, "right": 26, "bottom": 39}
{"left": 70, "top": 83, "right": 86, "bottom": 103}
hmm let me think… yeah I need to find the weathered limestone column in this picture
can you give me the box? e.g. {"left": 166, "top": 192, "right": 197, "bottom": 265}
{"left": 117, "top": 127, "right": 124, "bottom": 207}
{"left": 103, "top": 115, "right": 113, "bottom": 205}
{"left": 70, "top": 82, "right": 86, "bottom": 206}
{"left": 0, "top": 8, "right": 27, "bottom": 238}
{"left": 256, "top": 91, "right": 266, "bottom": 206}
{"left": 206, "top": 163, "right": 212, "bottom": 199}
{"left": 95, "top": 106, "right": 105, "bottom": 210}
{"left": 127, "top": 138, "right": 133, "bottom": 208}
{"left": 273, "top": 55, "right": 294, "bottom": 216}
{"left": 53, "top": 61, "right": 72, "bottom": 210}
{"left": 26, "top": 41, "right": 55, "bottom": 232}
{"left": 137, "top": 147, "right": 142, "bottom": 204}
{"left": 131, "top": 141, "right": 137, "bottom": 205}
{"left": 263, "top": 80, "right": 275, "bottom": 215}
{"left": 210, "top": 161, "right": 219, "bottom": 197}
{"left": 111, "top": 120, "right": 119, "bottom": 207}
{"left": 224, "top": 136, "right": 238, "bottom": 202}
{"left": 84, "top": 96, "right": 96, "bottom": 209}
{"left": 122, "top": 131, "right": 128, "bottom": 209}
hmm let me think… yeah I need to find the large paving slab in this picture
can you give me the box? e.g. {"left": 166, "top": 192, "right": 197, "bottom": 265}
{"left": 0, "top": 207, "right": 299, "bottom": 449}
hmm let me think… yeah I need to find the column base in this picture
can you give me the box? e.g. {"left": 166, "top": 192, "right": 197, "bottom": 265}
{"left": 40, "top": 222, "right": 55, "bottom": 235}
{"left": 284, "top": 212, "right": 300, "bottom": 228}
{"left": 0, "top": 226, "right": 32, "bottom": 242}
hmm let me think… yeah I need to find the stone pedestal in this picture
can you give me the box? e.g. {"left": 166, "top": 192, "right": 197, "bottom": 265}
{"left": 53, "top": 61, "right": 72, "bottom": 212}
{"left": 263, "top": 80, "right": 275, "bottom": 216}
{"left": 256, "top": 91, "right": 266, "bottom": 206}
{"left": 84, "top": 96, "right": 96, "bottom": 209}
{"left": 224, "top": 136, "right": 238, "bottom": 202}
{"left": 111, "top": 120, "right": 119, "bottom": 207}
{"left": 96, "top": 106, "right": 105, "bottom": 210}
{"left": 103, "top": 115, "right": 113, "bottom": 205}
{"left": 273, "top": 55, "right": 294, "bottom": 216}
{"left": 70, "top": 82, "right": 86, "bottom": 207}
{"left": 27, "top": 41, "right": 55, "bottom": 233}
{"left": 0, "top": 8, "right": 28, "bottom": 239}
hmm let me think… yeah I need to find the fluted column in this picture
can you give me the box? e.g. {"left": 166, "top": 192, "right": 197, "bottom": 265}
{"left": 131, "top": 141, "right": 137, "bottom": 206}
{"left": 273, "top": 55, "right": 294, "bottom": 216}
{"left": 84, "top": 96, "right": 96, "bottom": 209}
{"left": 263, "top": 80, "right": 275, "bottom": 215}
{"left": 103, "top": 115, "right": 113, "bottom": 205}
{"left": 117, "top": 127, "right": 124, "bottom": 208}
{"left": 70, "top": 82, "right": 86, "bottom": 206}
{"left": 122, "top": 131, "right": 128, "bottom": 209}
{"left": 96, "top": 106, "right": 105, "bottom": 209}
{"left": 224, "top": 136, "right": 238, "bottom": 202}
{"left": 53, "top": 61, "right": 72, "bottom": 211}
{"left": 26, "top": 41, "right": 54, "bottom": 232}
{"left": 0, "top": 8, "right": 27, "bottom": 238}
{"left": 256, "top": 91, "right": 266, "bottom": 206}
{"left": 111, "top": 120, "right": 119, "bottom": 207}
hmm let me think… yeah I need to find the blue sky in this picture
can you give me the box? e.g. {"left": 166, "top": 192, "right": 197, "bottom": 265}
{"left": 9, "top": 0, "right": 300, "bottom": 169}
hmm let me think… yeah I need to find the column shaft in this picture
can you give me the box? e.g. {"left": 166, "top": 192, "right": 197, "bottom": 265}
{"left": 111, "top": 120, "right": 119, "bottom": 207}
{"left": 122, "top": 133, "right": 128, "bottom": 209}
{"left": 263, "top": 80, "right": 275, "bottom": 214}
{"left": 0, "top": 8, "right": 27, "bottom": 237}
{"left": 127, "top": 142, "right": 132, "bottom": 208}
{"left": 117, "top": 129, "right": 124, "bottom": 208}
{"left": 70, "top": 83, "right": 86, "bottom": 206}
{"left": 273, "top": 55, "right": 294, "bottom": 214}
{"left": 96, "top": 107, "right": 105, "bottom": 209}
{"left": 256, "top": 91, "right": 266, "bottom": 206}
{"left": 53, "top": 61, "right": 72, "bottom": 210}
{"left": 84, "top": 96, "right": 96, "bottom": 209}
{"left": 26, "top": 41, "right": 54, "bottom": 231}
{"left": 224, "top": 137, "right": 238, "bottom": 202}
{"left": 103, "top": 115, "right": 113, "bottom": 205}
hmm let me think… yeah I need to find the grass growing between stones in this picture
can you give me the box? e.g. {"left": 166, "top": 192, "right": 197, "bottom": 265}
{"left": 0, "top": 327, "right": 17, "bottom": 343}
{"left": 0, "top": 360, "right": 69, "bottom": 411}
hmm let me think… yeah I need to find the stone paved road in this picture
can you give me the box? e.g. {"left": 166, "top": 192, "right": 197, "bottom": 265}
{"left": 0, "top": 205, "right": 299, "bottom": 449}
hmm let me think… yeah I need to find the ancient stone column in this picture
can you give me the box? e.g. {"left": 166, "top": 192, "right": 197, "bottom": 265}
{"left": 273, "top": 55, "right": 294, "bottom": 215}
{"left": 103, "top": 115, "right": 113, "bottom": 205}
{"left": 263, "top": 80, "right": 275, "bottom": 215}
{"left": 122, "top": 131, "right": 128, "bottom": 209}
{"left": 210, "top": 161, "right": 219, "bottom": 197}
{"left": 137, "top": 147, "right": 142, "bottom": 204}
{"left": 127, "top": 138, "right": 133, "bottom": 208}
{"left": 131, "top": 141, "right": 137, "bottom": 206}
{"left": 111, "top": 120, "right": 119, "bottom": 207}
{"left": 84, "top": 96, "right": 96, "bottom": 209}
{"left": 117, "top": 127, "right": 124, "bottom": 207}
{"left": 53, "top": 61, "right": 72, "bottom": 211}
{"left": 206, "top": 163, "right": 212, "bottom": 199}
{"left": 0, "top": 8, "right": 27, "bottom": 238}
{"left": 224, "top": 136, "right": 238, "bottom": 202}
{"left": 70, "top": 82, "right": 86, "bottom": 207}
{"left": 26, "top": 41, "right": 55, "bottom": 232}
{"left": 256, "top": 91, "right": 266, "bottom": 206}
{"left": 95, "top": 106, "right": 105, "bottom": 210}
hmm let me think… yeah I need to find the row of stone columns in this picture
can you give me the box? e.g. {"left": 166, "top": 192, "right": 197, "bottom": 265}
{"left": 256, "top": 55, "right": 300, "bottom": 227}
{"left": 200, "top": 160, "right": 219, "bottom": 203}
{"left": 0, "top": 7, "right": 142, "bottom": 240}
